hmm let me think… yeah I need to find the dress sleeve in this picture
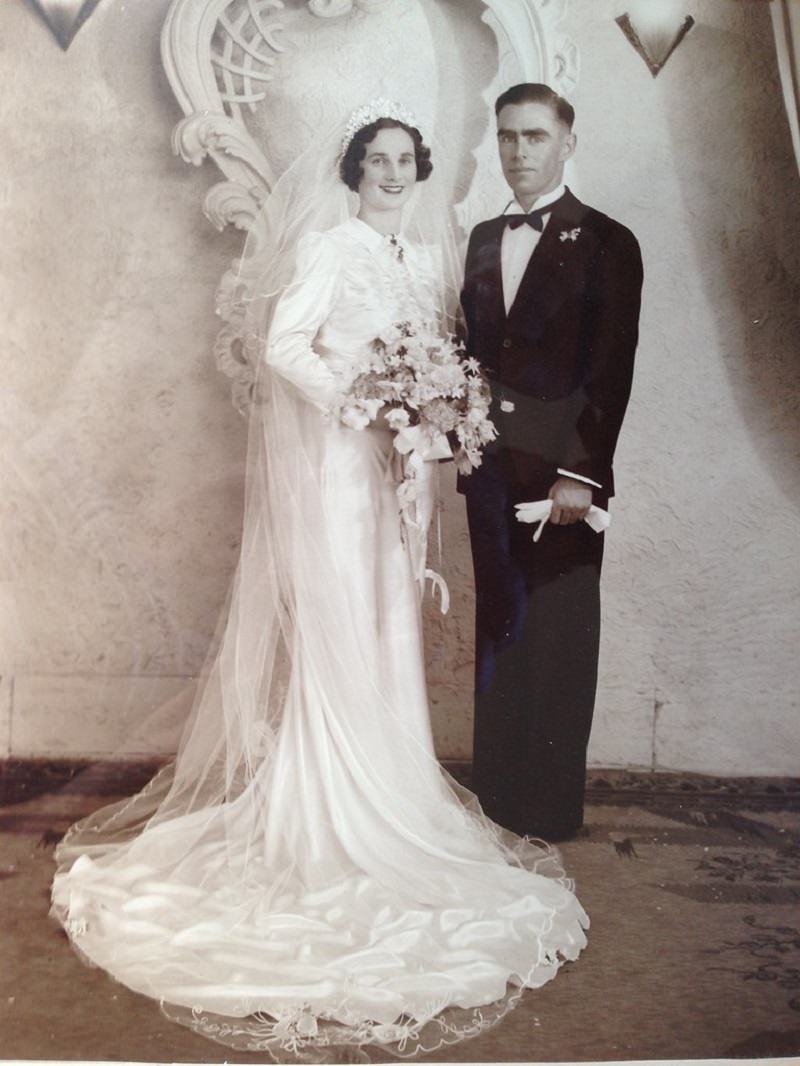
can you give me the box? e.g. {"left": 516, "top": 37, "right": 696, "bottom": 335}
{"left": 265, "top": 232, "right": 343, "bottom": 411}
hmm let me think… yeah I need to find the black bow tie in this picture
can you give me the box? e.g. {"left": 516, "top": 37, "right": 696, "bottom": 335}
{"left": 505, "top": 208, "right": 549, "bottom": 232}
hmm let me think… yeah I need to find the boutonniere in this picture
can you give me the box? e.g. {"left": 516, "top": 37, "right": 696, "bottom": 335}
{"left": 559, "top": 227, "right": 581, "bottom": 243}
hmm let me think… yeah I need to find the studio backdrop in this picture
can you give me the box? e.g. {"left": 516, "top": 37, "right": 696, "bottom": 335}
{"left": 3, "top": 0, "right": 799, "bottom": 775}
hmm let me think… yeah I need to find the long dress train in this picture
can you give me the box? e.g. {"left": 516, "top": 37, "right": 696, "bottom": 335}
{"left": 51, "top": 216, "right": 588, "bottom": 1059}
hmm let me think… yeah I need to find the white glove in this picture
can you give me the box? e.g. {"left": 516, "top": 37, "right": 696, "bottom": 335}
{"left": 514, "top": 499, "right": 611, "bottom": 543}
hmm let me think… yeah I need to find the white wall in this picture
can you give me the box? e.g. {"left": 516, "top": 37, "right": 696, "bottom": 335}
{"left": 2, "top": 0, "right": 798, "bottom": 773}
{"left": 564, "top": 0, "right": 800, "bottom": 773}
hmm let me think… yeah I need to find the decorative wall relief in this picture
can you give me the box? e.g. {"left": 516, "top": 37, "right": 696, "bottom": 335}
{"left": 160, "top": 0, "right": 578, "bottom": 409}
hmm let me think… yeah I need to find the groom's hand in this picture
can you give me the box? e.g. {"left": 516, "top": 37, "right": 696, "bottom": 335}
{"left": 548, "top": 476, "right": 592, "bottom": 525}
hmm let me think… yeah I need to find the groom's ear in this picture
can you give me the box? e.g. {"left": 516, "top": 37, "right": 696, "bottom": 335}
{"left": 560, "top": 131, "right": 577, "bottom": 162}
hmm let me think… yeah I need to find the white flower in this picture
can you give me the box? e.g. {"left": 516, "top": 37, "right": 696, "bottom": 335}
{"left": 559, "top": 227, "right": 581, "bottom": 243}
{"left": 386, "top": 408, "right": 410, "bottom": 430}
{"left": 423, "top": 397, "right": 459, "bottom": 432}
{"left": 340, "top": 406, "right": 370, "bottom": 431}
{"left": 430, "top": 364, "right": 466, "bottom": 392}
{"left": 376, "top": 322, "right": 404, "bottom": 346}
{"left": 500, "top": 399, "right": 515, "bottom": 413}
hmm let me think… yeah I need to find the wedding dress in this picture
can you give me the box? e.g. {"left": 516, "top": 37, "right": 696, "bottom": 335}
{"left": 51, "top": 212, "right": 588, "bottom": 1059}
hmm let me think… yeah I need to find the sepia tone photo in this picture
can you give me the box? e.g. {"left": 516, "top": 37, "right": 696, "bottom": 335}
{"left": 2, "top": 0, "right": 799, "bottom": 1062}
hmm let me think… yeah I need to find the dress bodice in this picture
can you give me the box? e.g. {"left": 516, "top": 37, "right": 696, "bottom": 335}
{"left": 265, "top": 217, "right": 443, "bottom": 409}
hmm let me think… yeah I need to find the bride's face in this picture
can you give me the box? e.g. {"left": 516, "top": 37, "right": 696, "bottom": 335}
{"left": 357, "top": 127, "right": 417, "bottom": 214}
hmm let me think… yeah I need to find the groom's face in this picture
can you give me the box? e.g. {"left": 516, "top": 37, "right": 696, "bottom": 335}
{"left": 497, "top": 101, "right": 576, "bottom": 209}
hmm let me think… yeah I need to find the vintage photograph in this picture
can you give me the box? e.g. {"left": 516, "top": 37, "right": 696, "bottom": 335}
{"left": 2, "top": 0, "right": 799, "bottom": 1062}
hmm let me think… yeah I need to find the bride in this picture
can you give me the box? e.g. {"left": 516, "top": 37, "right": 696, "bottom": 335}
{"left": 51, "top": 100, "right": 588, "bottom": 1059}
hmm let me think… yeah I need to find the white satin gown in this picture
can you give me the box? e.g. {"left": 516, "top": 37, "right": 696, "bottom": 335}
{"left": 51, "top": 217, "right": 588, "bottom": 1058}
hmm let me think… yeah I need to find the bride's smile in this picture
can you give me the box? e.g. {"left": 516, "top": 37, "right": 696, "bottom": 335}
{"left": 356, "top": 126, "right": 417, "bottom": 225}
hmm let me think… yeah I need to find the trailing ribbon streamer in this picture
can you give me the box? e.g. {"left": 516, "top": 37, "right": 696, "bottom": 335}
{"left": 389, "top": 431, "right": 452, "bottom": 614}
{"left": 514, "top": 499, "right": 611, "bottom": 543}
{"left": 425, "top": 568, "right": 450, "bottom": 614}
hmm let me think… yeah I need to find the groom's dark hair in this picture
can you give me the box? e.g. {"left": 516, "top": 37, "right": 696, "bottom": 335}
{"left": 495, "top": 83, "right": 575, "bottom": 130}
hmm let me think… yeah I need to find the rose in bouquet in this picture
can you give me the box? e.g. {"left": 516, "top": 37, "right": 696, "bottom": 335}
{"left": 336, "top": 320, "right": 496, "bottom": 475}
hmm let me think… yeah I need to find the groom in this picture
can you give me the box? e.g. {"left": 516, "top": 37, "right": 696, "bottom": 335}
{"left": 459, "top": 83, "right": 643, "bottom": 841}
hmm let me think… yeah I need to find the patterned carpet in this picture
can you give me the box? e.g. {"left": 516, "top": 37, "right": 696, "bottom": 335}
{"left": 1, "top": 761, "right": 798, "bottom": 1062}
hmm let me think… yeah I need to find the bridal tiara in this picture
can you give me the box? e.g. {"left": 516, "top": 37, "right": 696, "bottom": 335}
{"left": 340, "top": 98, "right": 421, "bottom": 158}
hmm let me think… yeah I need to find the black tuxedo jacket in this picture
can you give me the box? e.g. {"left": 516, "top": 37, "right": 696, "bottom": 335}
{"left": 459, "top": 189, "right": 643, "bottom": 505}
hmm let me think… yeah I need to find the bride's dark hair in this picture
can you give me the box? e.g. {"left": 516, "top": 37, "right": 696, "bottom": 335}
{"left": 340, "top": 117, "right": 433, "bottom": 191}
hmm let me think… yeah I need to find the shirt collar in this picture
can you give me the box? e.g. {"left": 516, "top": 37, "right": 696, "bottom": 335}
{"left": 503, "top": 183, "right": 567, "bottom": 216}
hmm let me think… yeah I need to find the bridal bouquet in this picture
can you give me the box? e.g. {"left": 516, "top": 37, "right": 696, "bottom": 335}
{"left": 336, "top": 320, "right": 497, "bottom": 475}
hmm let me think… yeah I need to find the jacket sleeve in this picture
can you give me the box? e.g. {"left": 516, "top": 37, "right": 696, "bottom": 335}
{"left": 559, "top": 224, "right": 643, "bottom": 484}
{"left": 265, "top": 232, "right": 343, "bottom": 411}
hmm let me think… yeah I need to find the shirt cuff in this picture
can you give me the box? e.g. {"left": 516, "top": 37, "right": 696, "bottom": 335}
{"left": 557, "top": 468, "right": 603, "bottom": 490}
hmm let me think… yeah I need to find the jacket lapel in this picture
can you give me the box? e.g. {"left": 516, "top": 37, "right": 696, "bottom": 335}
{"left": 471, "top": 215, "right": 508, "bottom": 326}
{"left": 506, "top": 189, "right": 594, "bottom": 324}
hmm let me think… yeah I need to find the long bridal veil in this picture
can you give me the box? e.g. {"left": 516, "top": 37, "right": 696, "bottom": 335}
{"left": 51, "top": 124, "right": 587, "bottom": 1060}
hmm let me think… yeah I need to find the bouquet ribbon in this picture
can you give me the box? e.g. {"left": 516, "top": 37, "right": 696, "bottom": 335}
{"left": 393, "top": 424, "right": 453, "bottom": 462}
{"left": 515, "top": 499, "right": 611, "bottom": 543}
{"left": 388, "top": 428, "right": 451, "bottom": 614}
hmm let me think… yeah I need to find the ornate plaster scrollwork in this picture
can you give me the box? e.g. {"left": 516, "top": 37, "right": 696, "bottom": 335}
{"left": 480, "top": 0, "right": 578, "bottom": 100}
{"left": 453, "top": 0, "right": 578, "bottom": 236}
{"left": 309, "top": 0, "right": 398, "bottom": 14}
{"left": 172, "top": 113, "right": 272, "bottom": 186}
{"left": 204, "top": 181, "right": 266, "bottom": 232}
{"left": 161, "top": 0, "right": 578, "bottom": 409}
{"left": 308, "top": 0, "right": 354, "bottom": 16}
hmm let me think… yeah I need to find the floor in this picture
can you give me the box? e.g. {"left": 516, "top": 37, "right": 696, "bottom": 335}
{"left": 1, "top": 763, "right": 799, "bottom": 1063}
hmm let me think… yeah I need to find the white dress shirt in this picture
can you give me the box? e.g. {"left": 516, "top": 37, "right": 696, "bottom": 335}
{"left": 499, "top": 184, "right": 601, "bottom": 491}
{"left": 500, "top": 183, "right": 566, "bottom": 314}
